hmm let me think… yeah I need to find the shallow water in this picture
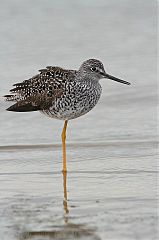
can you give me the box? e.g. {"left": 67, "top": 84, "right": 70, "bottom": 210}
{"left": 0, "top": 0, "right": 158, "bottom": 239}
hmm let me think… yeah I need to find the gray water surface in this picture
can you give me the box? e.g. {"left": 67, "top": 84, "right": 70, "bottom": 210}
{"left": 0, "top": 0, "right": 158, "bottom": 239}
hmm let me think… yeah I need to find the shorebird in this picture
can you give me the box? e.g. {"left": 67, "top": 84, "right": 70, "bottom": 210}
{"left": 4, "top": 59, "right": 130, "bottom": 172}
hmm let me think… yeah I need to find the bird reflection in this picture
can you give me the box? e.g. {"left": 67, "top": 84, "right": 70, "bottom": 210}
{"left": 62, "top": 171, "right": 69, "bottom": 222}
{"left": 18, "top": 171, "right": 101, "bottom": 240}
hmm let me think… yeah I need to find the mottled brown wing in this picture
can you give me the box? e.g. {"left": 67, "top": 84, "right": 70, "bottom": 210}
{"left": 4, "top": 66, "right": 72, "bottom": 112}
{"left": 6, "top": 89, "right": 63, "bottom": 112}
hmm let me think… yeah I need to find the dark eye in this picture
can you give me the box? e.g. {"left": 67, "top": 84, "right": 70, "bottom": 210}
{"left": 91, "top": 67, "right": 97, "bottom": 72}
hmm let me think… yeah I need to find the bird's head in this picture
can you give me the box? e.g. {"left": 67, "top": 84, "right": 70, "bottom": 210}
{"left": 79, "top": 59, "right": 130, "bottom": 85}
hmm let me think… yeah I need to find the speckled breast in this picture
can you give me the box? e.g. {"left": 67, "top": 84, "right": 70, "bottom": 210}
{"left": 42, "top": 80, "right": 102, "bottom": 120}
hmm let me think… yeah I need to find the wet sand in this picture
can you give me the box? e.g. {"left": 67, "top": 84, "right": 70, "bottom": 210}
{"left": 0, "top": 140, "right": 158, "bottom": 240}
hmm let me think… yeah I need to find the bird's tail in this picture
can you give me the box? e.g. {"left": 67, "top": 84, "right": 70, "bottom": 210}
{"left": 3, "top": 83, "right": 39, "bottom": 111}
{"left": 3, "top": 94, "right": 20, "bottom": 102}
{"left": 4, "top": 80, "right": 30, "bottom": 103}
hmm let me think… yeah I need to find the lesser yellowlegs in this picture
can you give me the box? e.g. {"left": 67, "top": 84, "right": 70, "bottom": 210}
{"left": 4, "top": 59, "right": 130, "bottom": 172}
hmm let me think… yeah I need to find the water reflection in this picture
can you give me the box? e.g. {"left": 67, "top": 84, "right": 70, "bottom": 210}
{"left": 18, "top": 172, "right": 101, "bottom": 240}
{"left": 19, "top": 224, "right": 100, "bottom": 240}
{"left": 63, "top": 171, "right": 69, "bottom": 221}
{"left": 20, "top": 223, "right": 101, "bottom": 240}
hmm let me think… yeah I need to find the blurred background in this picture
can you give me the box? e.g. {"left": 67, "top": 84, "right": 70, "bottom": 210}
{"left": 0, "top": 0, "right": 158, "bottom": 240}
{"left": 0, "top": 0, "right": 157, "bottom": 146}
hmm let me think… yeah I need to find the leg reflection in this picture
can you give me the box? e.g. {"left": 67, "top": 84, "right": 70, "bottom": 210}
{"left": 62, "top": 171, "right": 69, "bottom": 216}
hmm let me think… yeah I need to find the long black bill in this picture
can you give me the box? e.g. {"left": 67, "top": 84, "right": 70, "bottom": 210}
{"left": 104, "top": 73, "right": 131, "bottom": 85}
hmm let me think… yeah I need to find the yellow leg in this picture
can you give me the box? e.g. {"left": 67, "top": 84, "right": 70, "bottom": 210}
{"left": 61, "top": 120, "right": 68, "bottom": 172}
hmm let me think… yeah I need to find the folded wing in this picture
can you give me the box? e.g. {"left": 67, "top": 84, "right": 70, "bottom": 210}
{"left": 4, "top": 66, "right": 71, "bottom": 112}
